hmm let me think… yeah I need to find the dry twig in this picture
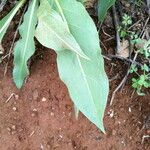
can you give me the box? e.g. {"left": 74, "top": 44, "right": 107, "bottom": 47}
{"left": 110, "top": 52, "right": 138, "bottom": 105}
{"left": 112, "top": 5, "right": 121, "bottom": 53}
{"left": 106, "top": 54, "right": 142, "bottom": 67}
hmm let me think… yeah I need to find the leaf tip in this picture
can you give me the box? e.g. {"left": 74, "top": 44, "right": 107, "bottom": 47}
{"left": 14, "top": 80, "right": 23, "bottom": 89}
{"left": 13, "top": 72, "right": 24, "bottom": 89}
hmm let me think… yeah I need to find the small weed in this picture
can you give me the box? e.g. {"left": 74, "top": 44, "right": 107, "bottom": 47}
{"left": 118, "top": 12, "right": 150, "bottom": 96}
{"left": 130, "top": 39, "right": 150, "bottom": 95}
{"left": 118, "top": 13, "right": 132, "bottom": 38}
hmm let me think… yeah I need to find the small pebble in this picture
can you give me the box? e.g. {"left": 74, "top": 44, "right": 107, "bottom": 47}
{"left": 33, "top": 108, "right": 37, "bottom": 112}
{"left": 42, "top": 97, "right": 47, "bottom": 102}
{"left": 50, "top": 112, "right": 54, "bottom": 116}
{"left": 128, "top": 107, "right": 131, "bottom": 112}
{"left": 59, "top": 135, "right": 63, "bottom": 138}
{"left": 12, "top": 107, "right": 17, "bottom": 111}
{"left": 110, "top": 111, "right": 114, "bottom": 118}
{"left": 11, "top": 125, "right": 16, "bottom": 130}
{"left": 11, "top": 131, "right": 16, "bottom": 135}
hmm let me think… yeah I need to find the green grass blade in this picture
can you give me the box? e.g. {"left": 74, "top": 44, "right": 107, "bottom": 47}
{"left": 98, "top": 0, "right": 116, "bottom": 22}
{"left": 0, "top": 0, "right": 25, "bottom": 42}
{"left": 13, "top": 0, "right": 38, "bottom": 88}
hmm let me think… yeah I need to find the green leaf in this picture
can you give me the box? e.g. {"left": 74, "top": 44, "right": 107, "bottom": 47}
{"left": 57, "top": 52, "right": 109, "bottom": 132}
{"left": 35, "top": 0, "right": 88, "bottom": 59}
{"left": 0, "top": 0, "right": 25, "bottom": 42}
{"left": 13, "top": 0, "right": 38, "bottom": 88}
{"left": 98, "top": 0, "right": 116, "bottom": 22}
{"left": 49, "top": 0, "right": 109, "bottom": 132}
{"left": 77, "top": 0, "right": 87, "bottom": 3}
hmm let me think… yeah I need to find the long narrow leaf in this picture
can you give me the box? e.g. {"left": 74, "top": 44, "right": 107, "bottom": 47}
{"left": 0, "top": 0, "right": 25, "bottom": 42}
{"left": 13, "top": 0, "right": 38, "bottom": 88}
{"left": 98, "top": 0, "right": 116, "bottom": 22}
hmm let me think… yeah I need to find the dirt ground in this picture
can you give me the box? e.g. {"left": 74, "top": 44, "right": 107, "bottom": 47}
{"left": 0, "top": 48, "right": 149, "bottom": 150}
{"left": 0, "top": 1, "right": 150, "bottom": 150}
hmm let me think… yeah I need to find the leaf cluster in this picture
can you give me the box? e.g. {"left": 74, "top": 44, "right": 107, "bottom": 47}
{"left": 0, "top": 0, "right": 115, "bottom": 132}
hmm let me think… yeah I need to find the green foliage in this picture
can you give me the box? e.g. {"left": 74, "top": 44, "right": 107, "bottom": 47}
{"left": 118, "top": 12, "right": 150, "bottom": 96}
{"left": 77, "top": 0, "right": 116, "bottom": 22}
{"left": 36, "top": 0, "right": 109, "bottom": 132}
{"left": 130, "top": 66, "right": 149, "bottom": 97}
{"left": 126, "top": 0, "right": 142, "bottom": 6}
{"left": 0, "top": 0, "right": 25, "bottom": 42}
{"left": 131, "top": 74, "right": 150, "bottom": 96}
{"left": 77, "top": 0, "right": 86, "bottom": 3}
{"left": 130, "top": 39, "right": 150, "bottom": 95}
{"left": 98, "top": 0, "right": 116, "bottom": 22}
{"left": 0, "top": 0, "right": 109, "bottom": 132}
{"left": 122, "top": 14, "right": 132, "bottom": 26}
{"left": 13, "top": 0, "right": 38, "bottom": 88}
{"left": 35, "top": 0, "right": 88, "bottom": 59}
{"left": 118, "top": 13, "right": 132, "bottom": 38}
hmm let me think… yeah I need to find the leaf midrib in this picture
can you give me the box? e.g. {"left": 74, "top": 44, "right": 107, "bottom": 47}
{"left": 76, "top": 54, "right": 99, "bottom": 118}
{"left": 19, "top": 0, "right": 36, "bottom": 76}
{"left": 39, "top": 16, "right": 87, "bottom": 58}
{"left": 55, "top": 1, "right": 99, "bottom": 119}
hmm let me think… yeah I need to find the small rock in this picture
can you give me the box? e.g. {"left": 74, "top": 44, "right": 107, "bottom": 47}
{"left": 128, "top": 107, "right": 131, "bottom": 112}
{"left": 108, "top": 109, "right": 114, "bottom": 118}
{"left": 59, "top": 135, "right": 63, "bottom": 138}
{"left": 12, "top": 125, "right": 16, "bottom": 130}
{"left": 33, "top": 108, "right": 38, "bottom": 112}
{"left": 50, "top": 112, "right": 54, "bottom": 116}
{"left": 11, "top": 131, "right": 16, "bottom": 135}
{"left": 12, "top": 107, "right": 17, "bottom": 111}
{"left": 42, "top": 97, "right": 47, "bottom": 102}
